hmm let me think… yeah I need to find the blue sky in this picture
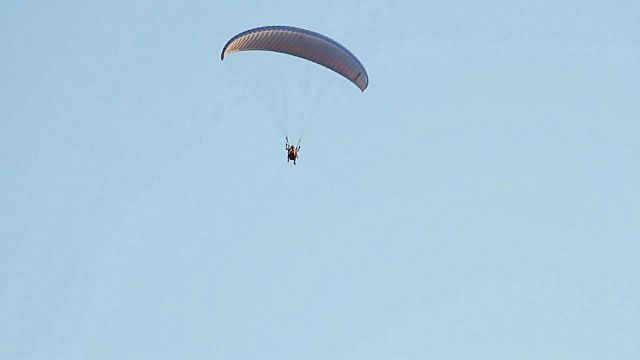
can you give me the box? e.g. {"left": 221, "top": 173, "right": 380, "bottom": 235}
{"left": 1, "top": 1, "right": 639, "bottom": 359}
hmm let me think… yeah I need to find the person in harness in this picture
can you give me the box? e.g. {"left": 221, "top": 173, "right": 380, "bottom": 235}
{"left": 286, "top": 137, "right": 301, "bottom": 165}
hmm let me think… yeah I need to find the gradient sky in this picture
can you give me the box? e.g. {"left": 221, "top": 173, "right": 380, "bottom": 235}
{"left": 2, "top": 1, "right": 639, "bottom": 359}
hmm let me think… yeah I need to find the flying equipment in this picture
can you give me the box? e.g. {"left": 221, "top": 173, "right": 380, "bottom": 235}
{"left": 221, "top": 25, "right": 369, "bottom": 92}
{"left": 221, "top": 25, "right": 368, "bottom": 164}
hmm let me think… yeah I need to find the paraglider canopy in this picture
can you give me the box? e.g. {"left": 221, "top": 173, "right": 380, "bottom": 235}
{"left": 221, "top": 25, "right": 369, "bottom": 92}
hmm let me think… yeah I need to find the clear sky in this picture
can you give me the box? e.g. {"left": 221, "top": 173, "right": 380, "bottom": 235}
{"left": 1, "top": 1, "right": 639, "bottom": 359}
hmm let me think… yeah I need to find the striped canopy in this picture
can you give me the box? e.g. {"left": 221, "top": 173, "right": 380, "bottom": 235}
{"left": 221, "top": 26, "right": 369, "bottom": 92}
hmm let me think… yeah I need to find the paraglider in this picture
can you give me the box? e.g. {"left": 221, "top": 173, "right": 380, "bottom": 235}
{"left": 285, "top": 137, "right": 300, "bottom": 165}
{"left": 221, "top": 25, "right": 368, "bottom": 165}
